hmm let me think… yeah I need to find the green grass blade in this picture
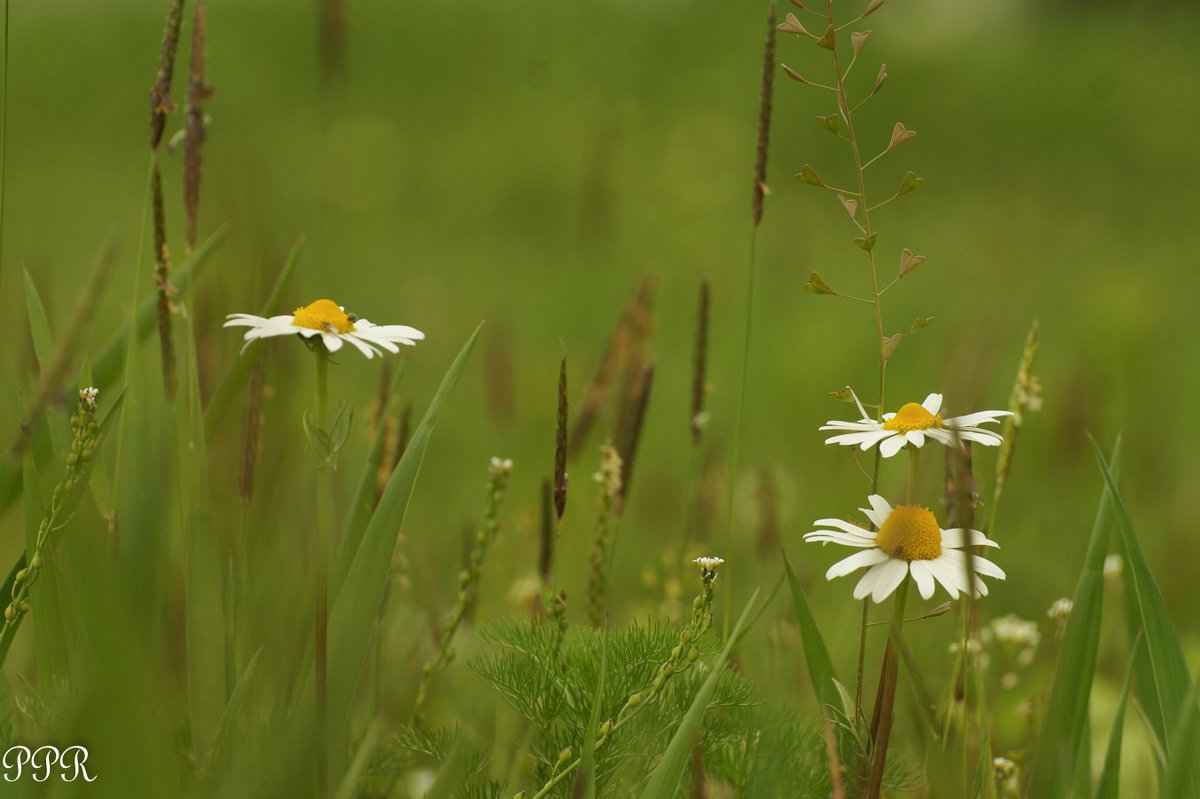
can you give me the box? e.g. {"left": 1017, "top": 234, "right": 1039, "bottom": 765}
{"left": 573, "top": 626, "right": 608, "bottom": 799}
{"left": 1088, "top": 434, "right": 1199, "bottom": 797}
{"left": 198, "top": 648, "right": 262, "bottom": 787}
{"left": 22, "top": 265, "right": 54, "bottom": 365}
{"left": 181, "top": 315, "right": 227, "bottom": 758}
{"left": 91, "top": 221, "right": 228, "bottom": 391}
{"left": 638, "top": 583, "right": 764, "bottom": 799}
{"left": 1027, "top": 436, "right": 1119, "bottom": 797}
{"left": 1096, "top": 633, "right": 1142, "bottom": 799}
{"left": 1160, "top": 663, "right": 1200, "bottom": 799}
{"left": 203, "top": 234, "right": 304, "bottom": 439}
{"left": 325, "top": 322, "right": 483, "bottom": 731}
{"left": 333, "top": 363, "right": 405, "bottom": 595}
{"left": 783, "top": 554, "right": 840, "bottom": 715}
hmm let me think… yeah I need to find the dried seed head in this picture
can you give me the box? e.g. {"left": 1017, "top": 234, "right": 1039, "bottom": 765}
{"left": 690, "top": 279, "right": 710, "bottom": 444}
{"left": 753, "top": 3, "right": 777, "bottom": 228}
{"left": 149, "top": 0, "right": 186, "bottom": 149}
{"left": 184, "top": 0, "right": 213, "bottom": 250}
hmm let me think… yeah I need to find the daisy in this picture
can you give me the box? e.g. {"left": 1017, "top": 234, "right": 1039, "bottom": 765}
{"left": 821, "top": 391, "right": 1011, "bottom": 458}
{"left": 224, "top": 298, "right": 424, "bottom": 359}
{"left": 804, "top": 495, "right": 1005, "bottom": 603}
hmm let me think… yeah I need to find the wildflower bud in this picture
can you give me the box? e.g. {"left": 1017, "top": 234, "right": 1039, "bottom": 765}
{"left": 687, "top": 647, "right": 699, "bottom": 662}
{"left": 30, "top": 554, "right": 43, "bottom": 570}
{"left": 4, "top": 605, "right": 14, "bottom": 622}
{"left": 703, "top": 613, "right": 713, "bottom": 630}
{"left": 556, "top": 747, "right": 572, "bottom": 766}
{"left": 19, "top": 601, "right": 30, "bottom": 613}
{"left": 598, "top": 720, "right": 612, "bottom": 737}
{"left": 81, "top": 448, "right": 93, "bottom": 463}
{"left": 626, "top": 692, "right": 643, "bottom": 708}
{"left": 53, "top": 485, "right": 64, "bottom": 502}
{"left": 15, "top": 569, "right": 26, "bottom": 584}
{"left": 670, "top": 645, "right": 682, "bottom": 661}
{"left": 513, "top": 793, "right": 526, "bottom": 799}
{"left": 693, "top": 596, "right": 703, "bottom": 610}
{"left": 66, "top": 453, "right": 79, "bottom": 467}
{"left": 458, "top": 570, "right": 470, "bottom": 586}
{"left": 680, "top": 628, "right": 692, "bottom": 643}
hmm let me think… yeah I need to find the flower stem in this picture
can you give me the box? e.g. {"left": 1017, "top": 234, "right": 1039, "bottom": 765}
{"left": 867, "top": 576, "right": 909, "bottom": 799}
{"left": 313, "top": 346, "right": 331, "bottom": 793}
{"left": 907, "top": 446, "right": 920, "bottom": 504}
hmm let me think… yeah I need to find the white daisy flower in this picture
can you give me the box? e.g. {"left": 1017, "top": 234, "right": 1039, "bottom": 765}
{"left": 224, "top": 298, "right": 424, "bottom": 359}
{"left": 804, "top": 495, "right": 1005, "bottom": 603}
{"left": 821, "top": 391, "right": 1012, "bottom": 458}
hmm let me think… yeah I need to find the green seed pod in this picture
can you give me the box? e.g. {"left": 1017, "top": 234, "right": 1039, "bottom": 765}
{"left": 670, "top": 645, "right": 682, "bottom": 660}
{"left": 81, "top": 448, "right": 93, "bottom": 463}
{"left": 14, "top": 569, "right": 26, "bottom": 584}
{"left": 693, "top": 596, "right": 703, "bottom": 610}
{"left": 19, "top": 601, "right": 30, "bottom": 613}
{"left": 556, "top": 747, "right": 572, "bottom": 766}
{"left": 66, "top": 453, "right": 79, "bottom": 467}
{"left": 687, "top": 647, "right": 699, "bottom": 662}
{"left": 31, "top": 554, "right": 43, "bottom": 570}
{"left": 4, "top": 605, "right": 15, "bottom": 622}
{"left": 626, "top": 692, "right": 643, "bottom": 708}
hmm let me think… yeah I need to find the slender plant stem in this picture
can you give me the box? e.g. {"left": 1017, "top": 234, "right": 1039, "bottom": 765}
{"left": 867, "top": 576, "right": 909, "bottom": 799}
{"left": 313, "top": 347, "right": 331, "bottom": 794}
{"left": 723, "top": 234, "right": 758, "bottom": 639}
{"left": 907, "top": 447, "right": 919, "bottom": 504}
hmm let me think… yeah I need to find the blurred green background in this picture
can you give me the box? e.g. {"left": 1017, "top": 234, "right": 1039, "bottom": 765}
{"left": 2, "top": 0, "right": 1199, "bottom": 783}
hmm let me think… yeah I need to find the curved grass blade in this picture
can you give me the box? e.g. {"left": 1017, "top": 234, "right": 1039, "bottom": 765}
{"left": 1161, "top": 662, "right": 1200, "bottom": 799}
{"left": 783, "top": 554, "right": 840, "bottom": 715}
{"left": 325, "top": 322, "right": 483, "bottom": 731}
{"left": 1095, "top": 632, "right": 1142, "bottom": 799}
{"left": 1088, "top": 434, "right": 1199, "bottom": 797}
{"left": 1027, "top": 436, "right": 1120, "bottom": 797}
{"left": 638, "top": 583, "right": 765, "bottom": 799}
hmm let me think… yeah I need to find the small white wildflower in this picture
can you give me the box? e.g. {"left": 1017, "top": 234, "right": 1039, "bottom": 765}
{"left": 1047, "top": 597, "right": 1073, "bottom": 620}
{"left": 693, "top": 556, "right": 724, "bottom": 572}
{"left": 79, "top": 386, "right": 99, "bottom": 408}
{"left": 225, "top": 298, "right": 423, "bottom": 358}
{"left": 993, "top": 757, "right": 1016, "bottom": 779}
{"left": 1103, "top": 553, "right": 1123, "bottom": 578}
{"left": 805, "top": 495, "right": 1004, "bottom": 603}
{"left": 821, "top": 390, "right": 1012, "bottom": 458}
{"left": 489, "top": 457, "right": 514, "bottom": 475}
{"left": 991, "top": 614, "right": 1040, "bottom": 650}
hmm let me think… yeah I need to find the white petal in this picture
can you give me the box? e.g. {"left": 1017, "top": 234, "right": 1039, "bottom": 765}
{"left": 868, "top": 559, "right": 910, "bottom": 603}
{"left": 342, "top": 333, "right": 381, "bottom": 359}
{"left": 804, "top": 530, "right": 876, "bottom": 547}
{"left": 320, "top": 332, "right": 344, "bottom": 353}
{"left": 971, "top": 556, "right": 1006, "bottom": 580}
{"left": 812, "top": 517, "right": 875, "bottom": 538}
{"left": 864, "top": 495, "right": 893, "bottom": 528}
{"left": 908, "top": 560, "right": 936, "bottom": 599}
{"left": 879, "top": 434, "right": 907, "bottom": 458}
{"left": 906, "top": 429, "right": 926, "bottom": 447}
{"left": 826, "top": 548, "right": 891, "bottom": 580}
{"left": 922, "top": 393, "right": 943, "bottom": 415}
{"left": 947, "top": 410, "right": 1011, "bottom": 427}
{"left": 924, "top": 557, "right": 964, "bottom": 598}
{"left": 942, "top": 528, "right": 1000, "bottom": 549}
{"left": 956, "top": 430, "right": 1003, "bottom": 447}
{"left": 820, "top": 421, "right": 883, "bottom": 433}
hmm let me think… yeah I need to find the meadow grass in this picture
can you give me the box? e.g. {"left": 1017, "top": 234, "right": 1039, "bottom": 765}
{"left": 1, "top": 0, "right": 1199, "bottom": 796}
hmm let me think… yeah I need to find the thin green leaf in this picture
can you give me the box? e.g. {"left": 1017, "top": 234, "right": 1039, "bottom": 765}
{"left": 325, "top": 322, "right": 483, "bottom": 732}
{"left": 1096, "top": 633, "right": 1142, "bottom": 799}
{"left": 1027, "top": 437, "right": 1120, "bottom": 798}
{"left": 22, "top": 266, "right": 55, "bottom": 368}
{"left": 333, "top": 364, "right": 406, "bottom": 595}
{"left": 198, "top": 648, "right": 263, "bottom": 786}
{"left": 573, "top": 626, "right": 607, "bottom": 799}
{"left": 638, "top": 583, "right": 765, "bottom": 799}
{"left": 1161, "top": 662, "right": 1200, "bottom": 799}
{"left": 783, "top": 554, "right": 840, "bottom": 715}
{"left": 181, "top": 315, "right": 226, "bottom": 758}
{"left": 1090, "top": 433, "right": 1198, "bottom": 798}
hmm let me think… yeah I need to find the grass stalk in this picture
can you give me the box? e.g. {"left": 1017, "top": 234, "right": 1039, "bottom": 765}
{"left": 313, "top": 346, "right": 332, "bottom": 794}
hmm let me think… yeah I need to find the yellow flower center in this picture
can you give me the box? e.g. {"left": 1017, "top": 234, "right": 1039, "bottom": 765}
{"left": 291, "top": 299, "right": 356, "bottom": 334}
{"left": 883, "top": 402, "right": 942, "bottom": 433}
{"left": 875, "top": 505, "right": 942, "bottom": 562}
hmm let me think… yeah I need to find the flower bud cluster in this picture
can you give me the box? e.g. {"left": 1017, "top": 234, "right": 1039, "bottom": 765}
{"left": 5, "top": 390, "right": 101, "bottom": 632}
